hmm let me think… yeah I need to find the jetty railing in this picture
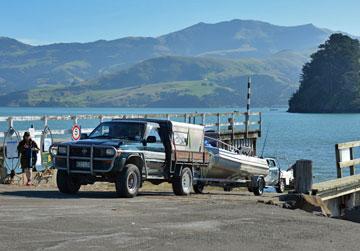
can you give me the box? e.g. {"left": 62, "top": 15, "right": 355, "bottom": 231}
{"left": 335, "top": 140, "right": 360, "bottom": 178}
{"left": 0, "top": 111, "right": 262, "bottom": 138}
{"left": 0, "top": 111, "right": 261, "bottom": 175}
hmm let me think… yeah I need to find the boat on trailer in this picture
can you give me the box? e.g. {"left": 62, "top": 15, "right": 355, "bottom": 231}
{"left": 193, "top": 136, "right": 270, "bottom": 195}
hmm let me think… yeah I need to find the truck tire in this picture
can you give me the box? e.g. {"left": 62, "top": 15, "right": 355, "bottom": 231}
{"left": 276, "top": 178, "right": 286, "bottom": 193}
{"left": 115, "top": 164, "right": 141, "bottom": 198}
{"left": 172, "top": 167, "right": 192, "bottom": 196}
{"left": 56, "top": 170, "right": 81, "bottom": 194}
{"left": 193, "top": 182, "right": 205, "bottom": 194}
{"left": 252, "top": 176, "right": 265, "bottom": 196}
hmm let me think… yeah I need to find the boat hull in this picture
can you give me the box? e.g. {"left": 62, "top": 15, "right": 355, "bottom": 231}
{"left": 204, "top": 147, "right": 269, "bottom": 180}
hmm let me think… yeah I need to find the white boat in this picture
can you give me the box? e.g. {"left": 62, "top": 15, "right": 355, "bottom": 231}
{"left": 205, "top": 145, "right": 269, "bottom": 181}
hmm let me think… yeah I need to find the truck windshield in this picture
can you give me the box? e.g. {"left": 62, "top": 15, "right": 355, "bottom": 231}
{"left": 89, "top": 122, "right": 145, "bottom": 141}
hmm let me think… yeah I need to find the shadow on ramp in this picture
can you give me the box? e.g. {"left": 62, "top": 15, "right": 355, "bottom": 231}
{"left": 0, "top": 190, "right": 175, "bottom": 199}
{"left": 0, "top": 190, "right": 119, "bottom": 199}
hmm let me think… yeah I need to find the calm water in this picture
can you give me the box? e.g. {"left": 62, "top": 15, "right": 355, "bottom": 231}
{"left": 2, "top": 107, "right": 360, "bottom": 182}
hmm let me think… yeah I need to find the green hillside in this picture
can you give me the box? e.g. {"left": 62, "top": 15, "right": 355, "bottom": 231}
{"left": 0, "top": 55, "right": 301, "bottom": 107}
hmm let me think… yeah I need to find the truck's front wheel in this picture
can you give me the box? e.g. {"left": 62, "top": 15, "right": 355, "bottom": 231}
{"left": 172, "top": 167, "right": 192, "bottom": 196}
{"left": 56, "top": 170, "right": 81, "bottom": 194}
{"left": 116, "top": 164, "right": 141, "bottom": 198}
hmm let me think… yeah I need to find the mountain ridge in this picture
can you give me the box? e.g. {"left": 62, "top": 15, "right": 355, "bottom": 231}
{"left": 0, "top": 19, "right": 352, "bottom": 107}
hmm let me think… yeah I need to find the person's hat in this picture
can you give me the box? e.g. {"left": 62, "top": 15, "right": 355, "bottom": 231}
{"left": 23, "top": 131, "right": 30, "bottom": 137}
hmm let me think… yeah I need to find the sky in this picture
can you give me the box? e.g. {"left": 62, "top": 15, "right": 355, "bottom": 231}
{"left": 0, "top": 0, "right": 359, "bottom": 45}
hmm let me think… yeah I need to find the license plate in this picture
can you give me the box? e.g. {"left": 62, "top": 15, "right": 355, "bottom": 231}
{"left": 76, "top": 161, "right": 90, "bottom": 168}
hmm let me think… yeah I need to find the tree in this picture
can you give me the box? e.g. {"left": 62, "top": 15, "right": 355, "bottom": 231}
{"left": 288, "top": 33, "right": 360, "bottom": 113}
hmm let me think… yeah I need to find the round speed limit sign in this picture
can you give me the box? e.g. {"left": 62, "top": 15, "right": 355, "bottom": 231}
{"left": 71, "top": 124, "right": 81, "bottom": 141}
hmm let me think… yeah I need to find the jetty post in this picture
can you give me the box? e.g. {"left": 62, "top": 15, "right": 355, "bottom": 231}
{"left": 293, "top": 159, "right": 313, "bottom": 194}
{"left": 245, "top": 76, "right": 251, "bottom": 139}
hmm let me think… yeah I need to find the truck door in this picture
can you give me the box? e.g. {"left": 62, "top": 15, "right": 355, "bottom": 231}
{"left": 143, "top": 125, "right": 166, "bottom": 176}
{"left": 265, "top": 159, "right": 279, "bottom": 186}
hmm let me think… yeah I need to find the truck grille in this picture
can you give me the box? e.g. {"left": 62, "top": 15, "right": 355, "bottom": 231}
{"left": 69, "top": 146, "right": 91, "bottom": 157}
{"left": 55, "top": 145, "right": 117, "bottom": 173}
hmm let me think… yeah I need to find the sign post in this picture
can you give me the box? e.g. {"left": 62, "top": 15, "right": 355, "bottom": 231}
{"left": 72, "top": 124, "right": 81, "bottom": 141}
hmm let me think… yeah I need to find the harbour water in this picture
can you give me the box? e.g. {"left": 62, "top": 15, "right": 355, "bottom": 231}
{"left": 1, "top": 107, "right": 360, "bottom": 182}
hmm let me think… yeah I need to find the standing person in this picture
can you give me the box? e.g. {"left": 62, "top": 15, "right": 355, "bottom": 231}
{"left": 17, "top": 132, "right": 39, "bottom": 186}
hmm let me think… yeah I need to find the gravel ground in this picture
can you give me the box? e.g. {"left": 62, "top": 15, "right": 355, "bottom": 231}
{"left": 0, "top": 184, "right": 359, "bottom": 251}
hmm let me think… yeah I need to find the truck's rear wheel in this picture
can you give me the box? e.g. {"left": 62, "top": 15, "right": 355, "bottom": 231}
{"left": 193, "top": 182, "right": 205, "bottom": 194}
{"left": 116, "top": 164, "right": 140, "bottom": 198}
{"left": 172, "top": 167, "right": 192, "bottom": 196}
{"left": 252, "top": 176, "right": 265, "bottom": 196}
{"left": 56, "top": 170, "right": 81, "bottom": 194}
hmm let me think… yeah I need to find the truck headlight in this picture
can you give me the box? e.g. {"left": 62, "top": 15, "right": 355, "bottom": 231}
{"left": 58, "top": 146, "right": 67, "bottom": 155}
{"left": 105, "top": 148, "right": 116, "bottom": 156}
{"left": 50, "top": 146, "right": 58, "bottom": 156}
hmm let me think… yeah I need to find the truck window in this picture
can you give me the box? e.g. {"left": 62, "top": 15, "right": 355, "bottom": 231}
{"left": 148, "top": 127, "right": 161, "bottom": 142}
{"left": 267, "top": 160, "right": 276, "bottom": 167}
{"left": 89, "top": 122, "right": 145, "bottom": 141}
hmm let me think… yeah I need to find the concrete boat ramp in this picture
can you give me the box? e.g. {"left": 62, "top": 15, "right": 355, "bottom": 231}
{"left": 0, "top": 184, "right": 359, "bottom": 251}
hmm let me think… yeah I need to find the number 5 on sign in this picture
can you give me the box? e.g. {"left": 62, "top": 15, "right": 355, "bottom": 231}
{"left": 72, "top": 124, "right": 81, "bottom": 141}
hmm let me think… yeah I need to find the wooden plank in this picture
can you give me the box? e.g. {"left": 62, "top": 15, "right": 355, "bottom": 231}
{"left": 312, "top": 174, "right": 360, "bottom": 192}
{"left": 175, "top": 151, "right": 206, "bottom": 163}
{"left": 312, "top": 174, "right": 360, "bottom": 200}
{"left": 338, "top": 158, "right": 360, "bottom": 168}
{"left": 337, "top": 140, "right": 360, "bottom": 150}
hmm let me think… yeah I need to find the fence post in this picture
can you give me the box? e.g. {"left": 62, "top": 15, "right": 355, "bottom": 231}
{"left": 7, "top": 117, "right": 13, "bottom": 128}
{"left": 72, "top": 116, "right": 78, "bottom": 125}
{"left": 335, "top": 144, "right": 342, "bottom": 178}
{"left": 201, "top": 113, "right": 206, "bottom": 126}
{"left": 294, "top": 160, "right": 313, "bottom": 194}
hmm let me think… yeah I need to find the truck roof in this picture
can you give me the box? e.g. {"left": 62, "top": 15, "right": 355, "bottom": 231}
{"left": 112, "top": 118, "right": 204, "bottom": 130}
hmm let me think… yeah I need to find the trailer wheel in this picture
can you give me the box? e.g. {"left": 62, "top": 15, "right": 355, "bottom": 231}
{"left": 252, "top": 177, "right": 265, "bottom": 196}
{"left": 247, "top": 186, "right": 253, "bottom": 193}
{"left": 172, "top": 167, "right": 192, "bottom": 196}
{"left": 193, "top": 182, "right": 205, "bottom": 194}
{"left": 56, "top": 170, "right": 81, "bottom": 194}
{"left": 276, "top": 178, "right": 286, "bottom": 193}
{"left": 115, "top": 164, "right": 141, "bottom": 198}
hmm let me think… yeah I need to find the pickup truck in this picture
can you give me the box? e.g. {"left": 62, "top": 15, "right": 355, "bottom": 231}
{"left": 52, "top": 118, "right": 274, "bottom": 198}
{"left": 53, "top": 119, "right": 208, "bottom": 198}
{"left": 265, "top": 157, "right": 294, "bottom": 193}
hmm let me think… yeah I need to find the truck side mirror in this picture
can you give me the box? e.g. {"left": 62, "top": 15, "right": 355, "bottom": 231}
{"left": 80, "top": 133, "right": 88, "bottom": 139}
{"left": 146, "top": 136, "right": 157, "bottom": 143}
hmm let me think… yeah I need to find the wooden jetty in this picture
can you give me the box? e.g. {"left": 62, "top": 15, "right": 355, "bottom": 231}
{"left": 309, "top": 140, "right": 360, "bottom": 216}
